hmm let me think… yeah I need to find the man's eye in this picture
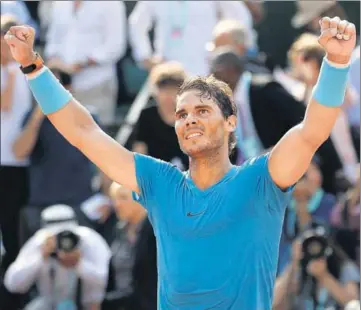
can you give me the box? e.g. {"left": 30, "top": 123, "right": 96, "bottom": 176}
{"left": 179, "top": 113, "right": 187, "bottom": 119}
{"left": 199, "top": 109, "right": 209, "bottom": 115}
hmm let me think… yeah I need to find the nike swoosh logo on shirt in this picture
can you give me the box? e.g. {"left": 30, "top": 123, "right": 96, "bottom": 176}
{"left": 186, "top": 210, "right": 206, "bottom": 217}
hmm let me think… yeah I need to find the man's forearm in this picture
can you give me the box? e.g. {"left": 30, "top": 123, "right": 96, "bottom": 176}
{"left": 319, "top": 272, "right": 357, "bottom": 305}
{"left": 26, "top": 66, "right": 97, "bottom": 148}
{"left": 301, "top": 56, "right": 351, "bottom": 148}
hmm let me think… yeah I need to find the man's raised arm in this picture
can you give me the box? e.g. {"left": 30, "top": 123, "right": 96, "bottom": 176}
{"left": 5, "top": 26, "right": 140, "bottom": 193}
{"left": 268, "top": 16, "right": 357, "bottom": 189}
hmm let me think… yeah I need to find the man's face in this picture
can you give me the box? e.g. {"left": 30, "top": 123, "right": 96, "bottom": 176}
{"left": 154, "top": 85, "right": 179, "bottom": 117}
{"left": 174, "top": 90, "right": 236, "bottom": 158}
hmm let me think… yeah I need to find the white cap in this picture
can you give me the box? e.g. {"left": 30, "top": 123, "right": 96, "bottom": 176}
{"left": 292, "top": 1, "right": 336, "bottom": 28}
{"left": 41, "top": 204, "right": 78, "bottom": 234}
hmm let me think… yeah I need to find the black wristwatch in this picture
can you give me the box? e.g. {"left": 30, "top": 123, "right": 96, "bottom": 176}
{"left": 20, "top": 52, "right": 44, "bottom": 74}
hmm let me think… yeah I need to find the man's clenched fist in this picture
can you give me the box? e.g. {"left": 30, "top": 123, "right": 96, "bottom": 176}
{"left": 318, "top": 16, "right": 356, "bottom": 64}
{"left": 4, "top": 25, "right": 37, "bottom": 67}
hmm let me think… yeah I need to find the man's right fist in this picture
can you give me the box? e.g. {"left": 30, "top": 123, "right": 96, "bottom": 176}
{"left": 4, "top": 25, "right": 36, "bottom": 67}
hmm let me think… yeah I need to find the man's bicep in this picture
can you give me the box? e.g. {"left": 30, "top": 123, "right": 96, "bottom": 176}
{"left": 268, "top": 124, "right": 316, "bottom": 190}
{"left": 247, "top": 154, "right": 293, "bottom": 213}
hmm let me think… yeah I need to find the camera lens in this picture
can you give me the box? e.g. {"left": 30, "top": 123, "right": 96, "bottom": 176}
{"left": 56, "top": 230, "right": 79, "bottom": 252}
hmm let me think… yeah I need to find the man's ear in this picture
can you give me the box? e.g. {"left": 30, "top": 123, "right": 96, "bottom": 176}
{"left": 225, "top": 115, "right": 237, "bottom": 133}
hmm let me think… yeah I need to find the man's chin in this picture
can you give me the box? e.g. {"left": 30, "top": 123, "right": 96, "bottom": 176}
{"left": 181, "top": 144, "right": 210, "bottom": 158}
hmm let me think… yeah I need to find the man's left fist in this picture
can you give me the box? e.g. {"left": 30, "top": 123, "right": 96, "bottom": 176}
{"left": 318, "top": 17, "right": 356, "bottom": 65}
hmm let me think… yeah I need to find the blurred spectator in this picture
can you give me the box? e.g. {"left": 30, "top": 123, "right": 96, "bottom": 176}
{"left": 346, "top": 45, "right": 361, "bottom": 154}
{"left": 0, "top": 1, "right": 38, "bottom": 35}
{"left": 273, "top": 33, "right": 315, "bottom": 101}
{"left": 44, "top": 1, "right": 126, "bottom": 126}
{"left": 331, "top": 169, "right": 360, "bottom": 232}
{"left": 291, "top": 1, "right": 347, "bottom": 33}
{"left": 106, "top": 183, "right": 157, "bottom": 310}
{"left": 349, "top": 45, "right": 360, "bottom": 99}
{"left": 278, "top": 159, "right": 337, "bottom": 274}
{"left": 37, "top": 1, "right": 54, "bottom": 45}
{"left": 298, "top": 39, "right": 360, "bottom": 183}
{"left": 331, "top": 168, "right": 360, "bottom": 265}
{"left": 12, "top": 75, "right": 99, "bottom": 243}
{"left": 4, "top": 204, "right": 111, "bottom": 310}
{"left": 209, "top": 48, "right": 306, "bottom": 162}
{"left": 244, "top": 0, "right": 265, "bottom": 26}
{"left": 273, "top": 227, "right": 359, "bottom": 310}
{"left": 132, "top": 62, "right": 188, "bottom": 170}
{"left": 206, "top": 19, "right": 270, "bottom": 74}
{"left": 128, "top": 1, "right": 255, "bottom": 76}
{"left": 0, "top": 14, "right": 31, "bottom": 310}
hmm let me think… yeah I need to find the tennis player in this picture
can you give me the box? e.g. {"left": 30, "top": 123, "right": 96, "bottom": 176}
{"left": 5, "top": 16, "right": 356, "bottom": 310}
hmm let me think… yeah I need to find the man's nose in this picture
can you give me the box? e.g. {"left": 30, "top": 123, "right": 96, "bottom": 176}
{"left": 186, "top": 115, "right": 197, "bottom": 127}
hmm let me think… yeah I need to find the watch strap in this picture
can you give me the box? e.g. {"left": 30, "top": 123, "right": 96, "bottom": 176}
{"left": 20, "top": 53, "right": 44, "bottom": 74}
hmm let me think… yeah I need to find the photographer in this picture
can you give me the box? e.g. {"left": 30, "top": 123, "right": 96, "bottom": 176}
{"left": 331, "top": 168, "right": 360, "bottom": 265}
{"left": 273, "top": 225, "right": 359, "bottom": 310}
{"left": 278, "top": 158, "right": 336, "bottom": 274}
{"left": 4, "top": 204, "right": 111, "bottom": 310}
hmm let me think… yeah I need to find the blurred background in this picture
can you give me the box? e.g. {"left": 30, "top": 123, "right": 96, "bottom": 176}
{"left": 0, "top": 1, "right": 360, "bottom": 310}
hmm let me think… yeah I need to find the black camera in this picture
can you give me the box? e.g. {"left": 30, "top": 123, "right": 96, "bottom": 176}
{"left": 300, "top": 225, "right": 333, "bottom": 265}
{"left": 56, "top": 230, "right": 80, "bottom": 253}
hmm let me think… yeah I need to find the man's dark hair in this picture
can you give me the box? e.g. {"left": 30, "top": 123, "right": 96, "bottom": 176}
{"left": 178, "top": 75, "right": 238, "bottom": 153}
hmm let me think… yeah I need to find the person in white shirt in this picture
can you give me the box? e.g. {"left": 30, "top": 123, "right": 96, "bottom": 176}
{"left": 0, "top": 15, "right": 32, "bottom": 310}
{"left": 128, "top": 1, "right": 255, "bottom": 76}
{"left": 4, "top": 204, "right": 112, "bottom": 310}
{"left": 44, "top": 1, "right": 127, "bottom": 126}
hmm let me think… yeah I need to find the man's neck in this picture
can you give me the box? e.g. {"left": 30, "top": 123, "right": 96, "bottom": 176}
{"left": 189, "top": 148, "right": 232, "bottom": 190}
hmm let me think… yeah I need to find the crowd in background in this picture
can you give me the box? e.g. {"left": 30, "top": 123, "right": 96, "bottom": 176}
{"left": 0, "top": 1, "right": 360, "bottom": 310}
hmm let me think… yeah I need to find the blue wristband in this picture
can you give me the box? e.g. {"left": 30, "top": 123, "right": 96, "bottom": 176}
{"left": 27, "top": 67, "right": 73, "bottom": 115}
{"left": 312, "top": 58, "right": 350, "bottom": 108}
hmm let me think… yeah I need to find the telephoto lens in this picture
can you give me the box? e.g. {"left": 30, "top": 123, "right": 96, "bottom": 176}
{"left": 300, "top": 225, "right": 333, "bottom": 265}
{"left": 56, "top": 230, "right": 80, "bottom": 253}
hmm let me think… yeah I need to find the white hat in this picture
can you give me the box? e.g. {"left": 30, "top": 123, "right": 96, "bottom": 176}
{"left": 292, "top": 1, "right": 336, "bottom": 28}
{"left": 41, "top": 204, "right": 78, "bottom": 234}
